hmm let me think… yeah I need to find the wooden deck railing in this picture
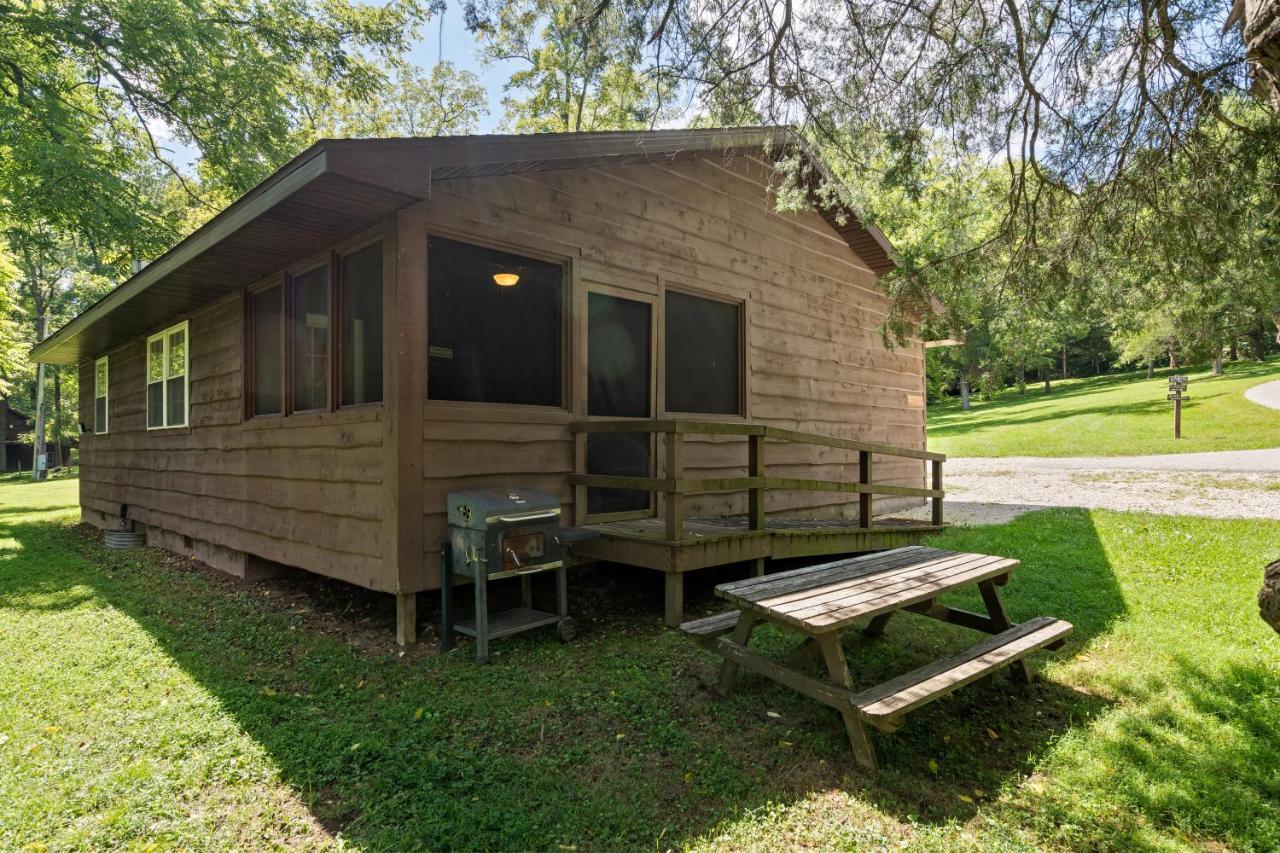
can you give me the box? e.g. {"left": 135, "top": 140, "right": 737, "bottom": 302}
{"left": 569, "top": 420, "right": 945, "bottom": 539}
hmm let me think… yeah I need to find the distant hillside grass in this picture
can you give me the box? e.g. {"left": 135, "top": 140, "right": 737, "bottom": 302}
{"left": 928, "top": 357, "right": 1280, "bottom": 458}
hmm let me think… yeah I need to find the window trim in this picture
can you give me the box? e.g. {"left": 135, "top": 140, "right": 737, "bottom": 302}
{"left": 93, "top": 355, "right": 109, "bottom": 435}
{"left": 145, "top": 320, "right": 190, "bottom": 431}
{"left": 424, "top": 230, "right": 572, "bottom": 412}
{"left": 659, "top": 282, "right": 748, "bottom": 420}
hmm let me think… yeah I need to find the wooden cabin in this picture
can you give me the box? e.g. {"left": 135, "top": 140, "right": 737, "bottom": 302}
{"left": 32, "top": 127, "right": 944, "bottom": 641}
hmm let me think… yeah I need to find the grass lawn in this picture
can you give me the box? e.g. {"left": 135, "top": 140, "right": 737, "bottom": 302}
{"left": 928, "top": 357, "right": 1280, "bottom": 458}
{"left": 2, "top": 475, "right": 1279, "bottom": 850}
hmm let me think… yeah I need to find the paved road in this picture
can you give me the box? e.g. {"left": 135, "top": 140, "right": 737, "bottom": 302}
{"left": 1245, "top": 379, "right": 1280, "bottom": 411}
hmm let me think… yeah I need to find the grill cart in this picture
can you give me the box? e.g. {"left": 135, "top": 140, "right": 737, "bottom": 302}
{"left": 442, "top": 488, "right": 591, "bottom": 662}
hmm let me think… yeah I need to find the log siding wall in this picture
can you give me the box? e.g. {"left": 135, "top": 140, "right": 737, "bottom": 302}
{"left": 75, "top": 152, "right": 927, "bottom": 597}
{"left": 412, "top": 155, "right": 927, "bottom": 589}
{"left": 78, "top": 291, "right": 388, "bottom": 590}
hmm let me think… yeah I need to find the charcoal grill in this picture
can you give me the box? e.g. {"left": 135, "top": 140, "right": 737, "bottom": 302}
{"left": 441, "top": 488, "right": 592, "bottom": 662}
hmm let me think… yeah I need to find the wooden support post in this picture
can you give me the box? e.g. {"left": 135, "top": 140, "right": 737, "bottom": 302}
{"left": 664, "top": 572, "right": 684, "bottom": 628}
{"left": 665, "top": 431, "right": 684, "bottom": 541}
{"left": 382, "top": 209, "right": 427, "bottom": 644}
{"left": 863, "top": 612, "right": 893, "bottom": 638}
{"left": 859, "top": 450, "right": 873, "bottom": 529}
{"left": 573, "top": 430, "right": 588, "bottom": 526}
{"left": 750, "top": 557, "right": 766, "bottom": 577}
{"left": 816, "top": 634, "right": 878, "bottom": 770}
{"left": 718, "top": 612, "right": 759, "bottom": 693}
{"left": 931, "top": 459, "right": 943, "bottom": 526}
{"left": 748, "top": 433, "right": 766, "bottom": 531}
{"left": 978, "top": 579, "right": 1030, "bottom": 683}
{"left": 395, "top": 592, "right": 417, "bottom": 647}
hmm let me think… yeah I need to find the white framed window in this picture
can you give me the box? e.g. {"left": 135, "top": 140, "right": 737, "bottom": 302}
{"left": 93, "top": 356, "right": 109, "bottom": 434}
{"left": 146, "top": 321, "right": 189, "bottom": 429}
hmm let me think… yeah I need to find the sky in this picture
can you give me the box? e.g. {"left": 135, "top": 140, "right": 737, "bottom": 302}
{"left": 407, "top": 5, "right": 517, "bottom": 133}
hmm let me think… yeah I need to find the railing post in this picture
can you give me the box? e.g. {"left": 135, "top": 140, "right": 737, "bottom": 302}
{"left": 858, "top": 450, "right": 873, "bottom": 529}
{"left": 748, "top": 433, "right": 765, "bottom": 531}
{"left": 665, "top": 430, "right": 684, "bottom": 541}
{"left": 931, "top": 458, "right": 943, "bottom": 526}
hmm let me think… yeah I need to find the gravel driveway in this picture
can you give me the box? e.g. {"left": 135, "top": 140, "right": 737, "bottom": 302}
{"left": 894, "top": 449, "right": 1280, "bottom": 525}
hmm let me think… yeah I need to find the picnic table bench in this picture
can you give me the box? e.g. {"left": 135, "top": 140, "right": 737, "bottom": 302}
{"left": 681, "top": 545, "right": 1072, "bottom": 769}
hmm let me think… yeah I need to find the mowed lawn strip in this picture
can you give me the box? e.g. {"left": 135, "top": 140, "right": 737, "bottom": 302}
{"left": 1, "top": 473, "right": 1278, "bottom": 849}
{"left": 928, "top": 357, "right": 1280, "bottom": 458}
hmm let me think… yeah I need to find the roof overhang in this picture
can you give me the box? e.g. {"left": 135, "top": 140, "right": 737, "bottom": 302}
{"left": 33, "top": 127, "right": 898, "bottom": 365}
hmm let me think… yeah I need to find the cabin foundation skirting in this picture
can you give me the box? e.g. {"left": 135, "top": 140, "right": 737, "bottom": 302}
{"left": 82, "top": 507, "right": 288, "bottom": 581}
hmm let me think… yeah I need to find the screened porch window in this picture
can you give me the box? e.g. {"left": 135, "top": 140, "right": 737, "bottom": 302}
{"left": 93, "top": 356, "right": 108, "bottom": 434}
{"left": 290, "top": 263, "right": 330, "bottom": 412}
{"left": 339, "top": 241, "right": 383, "bottom": 406}
{"left": 664, "top": 291, "right": 743, "bottom": 415}
{"left": 427, "top": 235, "right": 564, "bottom": 407}
{"left": 146, "top": 322, "right": 188, "bottom": 429}
{"left": 250, "top": 284, "right": 283, "bottom": 416}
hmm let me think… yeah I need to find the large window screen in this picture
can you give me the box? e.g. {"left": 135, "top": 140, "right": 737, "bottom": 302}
{"left": 340, "top": 242, "right": 383, "bottom": 405}
{"left": 427, "top": 236, "right": 563, "bottom": 407}
{"left": 587, "top": 292, "right": 652, "bottom": 515}
{"left": 251, "top": 285, "right": 283, "bottom": 416}
{"left": 664, "top": 291, "right": 742, "bottom": 415}
{"left": 291, "top": 264, "right": 330, "bottom": 411}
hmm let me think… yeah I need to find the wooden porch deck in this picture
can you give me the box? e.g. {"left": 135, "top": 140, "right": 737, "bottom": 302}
{"left": 572, "top": 515, "right": 944, "bottom": 573}
{"left": 565, "top": 419, "right": 948, "bottom": 627}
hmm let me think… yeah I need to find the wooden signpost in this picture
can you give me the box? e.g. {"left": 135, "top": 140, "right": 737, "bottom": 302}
{"left": 1167, "top": 375, "right": 1189, "bottom": 438}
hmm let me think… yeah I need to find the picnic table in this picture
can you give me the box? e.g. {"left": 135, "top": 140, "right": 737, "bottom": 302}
{"left": 680, "top": 545, "right": 1072, "bottom": 769}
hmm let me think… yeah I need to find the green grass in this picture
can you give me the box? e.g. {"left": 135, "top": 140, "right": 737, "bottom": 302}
{"left": 2, "top": 477, "right": 1279, "bottom": 850}
{"left": 928, "top": 357, "right": 1280, "bottom": 457}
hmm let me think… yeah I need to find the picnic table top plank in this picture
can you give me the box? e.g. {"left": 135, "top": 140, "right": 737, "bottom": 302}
{"left": 717, "top": 546, "right": 944, "bottom": 598}
{"left": 751, "top": 552, "right": 1003, "bottom": 615}
{"left": 716, "top": 548, "right": 1021, "bottom": 634}
{"left": 780, "top": 555, "right": 1016, "bottom": 621}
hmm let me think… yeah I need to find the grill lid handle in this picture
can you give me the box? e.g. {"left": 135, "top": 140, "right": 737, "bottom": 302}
{"left": 494, "top": 509, "right": 561, "bottom": 524}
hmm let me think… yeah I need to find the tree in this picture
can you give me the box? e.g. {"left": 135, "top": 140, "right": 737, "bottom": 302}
{"left": 305, "top": 62, "right": 488, "bottom": 138}
{"left": 510, "top": 0, "right": 1269, "bottom": 323}
{"left": 3, "top": 0, "right": 432, "bottom": 475}
{"left": 1, "top": 0, "right": 431, "bottom": 254}
{"left": 466, "top": 0, "right": 674, "bottom": 131}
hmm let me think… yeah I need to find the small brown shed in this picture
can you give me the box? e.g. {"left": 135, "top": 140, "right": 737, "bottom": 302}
{"left": 33, "top": 127, "right": 943, "bottom": 641}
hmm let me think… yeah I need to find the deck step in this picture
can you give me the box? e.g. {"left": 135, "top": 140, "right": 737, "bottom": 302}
{"left": 679, "top": 610, "right": 741, "bottom": 639}
{"left": 851, "top": 616, "right": 1073, "bottom": 725}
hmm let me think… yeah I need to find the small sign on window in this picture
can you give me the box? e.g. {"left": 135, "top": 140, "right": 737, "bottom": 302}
{"left": 429, "top": 345, "right": 454, "bottom": 359}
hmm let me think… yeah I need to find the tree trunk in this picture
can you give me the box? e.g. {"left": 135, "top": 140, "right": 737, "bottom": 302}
{"left": 1169, "top": 350, "right": 1177, "bottom": 369}
{"left": 53, "top": 368, "right": 64, "bottom": 468}
{"left": 1230, "top": 342, "right": 1239, "bottom": 362}
{"left": 1094, "top": 355, "right": 1101, "bottom": 376}
{"left": 1146, "top": 362, "right": 1153, "bottom": 379}
{"left": 1212, "top": 351, "right": 1223, "bottom": 376}
{"left": 959, "top": 375, "right": 970, "bottom": 410}
{"left": 1061, "top": 343, "right": 1068, "bottom": 379}
{"left": 1261, "top": 560, "right": 1280, "bottom": 636}
{"left": 1042, "top": 367, "right": 1051, "bottom": 394}
{"left": 32, "top": 314, "right": 47, "bottom": 481}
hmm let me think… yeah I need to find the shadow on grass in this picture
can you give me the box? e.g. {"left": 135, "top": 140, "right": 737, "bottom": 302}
{"left": 0, "top": 507, "right": 1184, "bottom": 848}
{"left": 1003, "top": 656, "right": 1280, "bottom": 850}
{"left": 930, "top": 397, "right": 1172, "bottom": 438}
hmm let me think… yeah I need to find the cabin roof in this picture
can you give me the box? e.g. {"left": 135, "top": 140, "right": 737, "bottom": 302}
{"left": 32, "top": 126, "right": 897, "bottom": 365}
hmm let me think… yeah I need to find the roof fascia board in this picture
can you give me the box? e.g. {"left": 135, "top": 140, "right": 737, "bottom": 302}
{"left": 32, "top": 150, "right": 331, "bottom": 363}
